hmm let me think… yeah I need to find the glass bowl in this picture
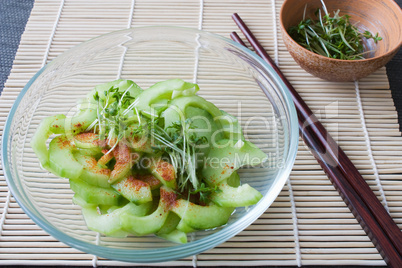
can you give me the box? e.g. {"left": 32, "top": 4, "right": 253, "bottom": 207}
{"left": 2, "top": 26, "right": 298, "bottom": 263}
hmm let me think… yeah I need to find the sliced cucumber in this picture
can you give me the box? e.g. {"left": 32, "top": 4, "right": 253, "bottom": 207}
{"left": 163, "top": 95, "right": 223, "bottom": 132}
{"left": 148, "top": 158, "right": 176, "bottom": 189}
{"left": 226, "top": 170, "right": 241, "bottom": 187}
{"left": 138, "top": 173, "right": 162, "bottom": 190}
{"left": 176, "top": 219, "right": 196, "bottom": 233}
{"left": 74, "top": 153, "right": 110, "bottom": 188}
{"left": 157, "top": 229, "right": 187, "bottom": 244}
{"left": 69, "top": 179, "right": 121, "bottom": 206}
{"left": 112, "top": 176, "right": 152, "bottom": 204}
{"left": 49, "top": 115, "right": 66, "bottom": 134}
{"left": 73, "top": 132, "right": 99, "bottom": 149}
{"left": 31, "top": 114, "right": 66, "bottom": 169}
{"left": 72, "top": 193, "right": 95, "bottom": 208}
{"left": 211, "top": 172, "right": 262, "bottom": 207}
{"left": 120, "top": 201, "right": 168, "bottom": 236}
{"left": 163, "top": 106, "right": 224, "bottom": 163}
{"left": 121, "top": 201, "right": 154, "bottom": 217}
{"left": 219, "top": 110, "right": 245, "bottom": 142}
{"left": 134, "top": 79, "right": 199, "bottom": 118}
{"left": 87, "top": 79, "right": 124, "bottom": 101}
{"left": 48, "top": 135, "right": 83, "bottom": 179}
{"left": 116, "top": 79, "right": 143, "bottom": 99}
{"left": 81, "top": 205, "right": 129, "bottom": 238}
{"left": 120, "top": 186, "right": 176, "bottom": 235}
{"left": 172, "top": 199, "right": 234, "bottom": 230}
{"left": 97, "top": 149, "right": 114, "bottom": 168}
{"left": 157, "top": 212, "right": 181, "bottom": 235}
{"left": 108, "top": 144, "right": 137, "bottom": 184}
{"left": 76, "top": 201, "right": 151, "bottom": 238}
{"left": 65, "top": 103, "right": 98, "bottom": 137}
{"left": 202, "top": 139, "right": 267, "bottom": 186}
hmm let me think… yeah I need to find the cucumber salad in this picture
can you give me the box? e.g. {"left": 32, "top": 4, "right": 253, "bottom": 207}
{"left": 31, "top": 79, "right": 267, "bottom": 243}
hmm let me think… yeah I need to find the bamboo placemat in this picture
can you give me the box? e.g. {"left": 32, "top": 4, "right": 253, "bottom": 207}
{"left": 1, "top": 0, "right": 401, "bottom": 266}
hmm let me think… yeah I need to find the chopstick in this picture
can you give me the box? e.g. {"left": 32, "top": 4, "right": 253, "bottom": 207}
{"left": 231, "top": 13, "right": 402, "bottom": 267}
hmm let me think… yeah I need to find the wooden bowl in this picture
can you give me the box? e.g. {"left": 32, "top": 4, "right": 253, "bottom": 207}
{"left": 280, "top": 0, "right": 402, "bottom": 82}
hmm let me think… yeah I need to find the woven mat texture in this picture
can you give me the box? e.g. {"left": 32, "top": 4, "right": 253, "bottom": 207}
{"left": 0, "top": 0, "right": 402, "bottom": 266}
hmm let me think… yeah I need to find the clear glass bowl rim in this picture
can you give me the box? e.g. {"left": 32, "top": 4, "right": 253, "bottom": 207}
{"left": 1, "top": 26, "right": 299, "bottom": 263}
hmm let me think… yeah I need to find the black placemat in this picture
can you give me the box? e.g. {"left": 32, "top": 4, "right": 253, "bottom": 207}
{"left": 388, "top": 47, "right": 402, "bottom": 132}
{"left": 0, "top": 0, "right": 34, "bottom": 91}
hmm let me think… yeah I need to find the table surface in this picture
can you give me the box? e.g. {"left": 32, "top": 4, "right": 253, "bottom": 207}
{"left": 0, "top": 0, "right": 401, "bottom": 267}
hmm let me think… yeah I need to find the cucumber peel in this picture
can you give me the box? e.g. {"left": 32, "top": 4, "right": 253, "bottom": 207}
{"left": 120, "top": 186, "right": 176, "bottom": 235}
{"left": 202, "top": 139, "right": 267, "bottom": 186}
{"left": 30, "top": 114, "right": 66, "bottom": 168}
{"left": 69, "top": 179, "right": 122, "bottom": 206}
{"left": 134, "top": 79, "right": 199, "bottom": 118}
{"left": 48, "top": 135, "right": 83, "bottom": 179}
{"left": 172, "top": 199, "right": 235, "bottom": 230}
{"left": 157, "top": 229, "right": 187, "bottom": 244}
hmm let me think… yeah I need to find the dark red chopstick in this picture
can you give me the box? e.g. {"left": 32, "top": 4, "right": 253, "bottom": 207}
{"left": 231, "top": 13, "right": 402, "bottom": 267}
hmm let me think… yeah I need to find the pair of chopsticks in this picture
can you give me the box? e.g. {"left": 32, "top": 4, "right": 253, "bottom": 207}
{"left": 231, "top": 13, "right": 402, "bottom": 267}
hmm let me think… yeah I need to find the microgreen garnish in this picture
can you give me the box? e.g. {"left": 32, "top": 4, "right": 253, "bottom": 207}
{"left": 363, "top": 31, "right": 382, "bottom": 43}
{"left": 190, "top": 182, "right": 222, "bottom": 204}
{"left": 91, "top": 84, "right": 137, "bottom": 151}
{"left": 150, "top": 117, "right": 208, "bottom": 192}
{"left": 288, "top": 2, "right": 382, "bottom": 60}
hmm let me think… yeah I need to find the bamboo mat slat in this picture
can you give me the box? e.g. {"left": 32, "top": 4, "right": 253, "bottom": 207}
{"left": 0, "top": 0, "right": 401, "bottom": 266}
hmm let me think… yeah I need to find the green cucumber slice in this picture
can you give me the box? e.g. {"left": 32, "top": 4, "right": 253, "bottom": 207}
{"left": 157, "top": 229, "right": 187, "bottom": 244}
{"left": 148, "top": 158, "right": 176, "bottom": 189}
{"left": 172, "top": 199, "right": 235, "bottom": 230}
{"left": 108, "top": 144, "right": 137, "bottom": 184}
{"left": 73, "top": 132, "right": 99, "bottom": 149}
{"left": 157, "top": 212, "right": 181, "bottom": 235}
{"left": 78, "top": 201, "right": 151, "bottom": 238}
{"left": 219, "top": 110, "right": 245, "bottom": 142}
{"left": 163, "top": 95, "right": 223, "bottom": 133}
{"left": 73, "top": 132, "right": 102, "bottom": 157}
{"left": 202, "top": 139, "right": 267, "bottom": 185}
{"left": 211, "top": 172, "right": 262, "bottom": 207}
{"left": 69, "top": 179, "right": 121, "bottom": 206}
{"left": 120, "top": 186, "right": 176, "bottom": 235}
{"left": 80, "top": 205, "right": 129, "bottom": 238}
{"left": 176, "top": 219, "right": 196, "bottom": 233}
{"left": 31, "top": 114, "right": 66, "bottom": 169}
{"left": 48, "top": 135, "right": 83, "bottom": 179}
{"left": 112, "top": 175, "right": 152, "bottom": 204}
{"left": 49, "top": 115, "right": 66, "bottom": 134}
{"left": 226, "top": 170, "right": 240, "bottom": 187}
{"left": 72, "top": 193, "right": 95, "bottom": 208}
{"left": 65, "top": 102, "right": 98, "bottom": 137}
{"left": 74, "top": 153, "right": 110, "bottom": 188}
{"left": 137, "top": 173, "right": 162, "bottom": 190}
{"left": 133, "top": 79, "right": 199, "bottom": 118}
